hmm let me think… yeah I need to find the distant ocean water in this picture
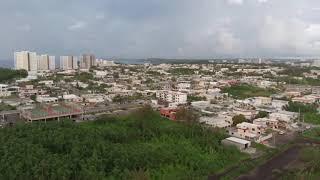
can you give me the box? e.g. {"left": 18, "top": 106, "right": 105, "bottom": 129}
{"left": 113, "top": 59, "right": 148, "bottom": 64}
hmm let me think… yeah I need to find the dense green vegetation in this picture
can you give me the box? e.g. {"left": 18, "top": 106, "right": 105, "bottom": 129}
{"left": 232, "top": 114, "right": 246, "bottom": 126}
{"left": 76, "top": 72, "right": 93, "bottom": 83}
{"left": 112, "top": 93, "right": 143, "bottom": 104}
{"left": 222, "top": 84, "right": 276, "bottom": 99}
{"left": 187, "top": 95, "right": 207, "bottom": 102}
{"left": 0, "top": 68, "right": 27, "bottom": 83}
{"left": 168, "top": 68, "right": 195, "bottom": 75}
{"left": 278, "top": 66, "right": 310, "bottom": 77}
{"left": 303, "top": 113, "right": 320, "bottom": 125}
{"left": 303, "top": 128, "right": 320, "bottom": 141}
{"left": 284, "top": 101, "right": 318, "bottom": 114}
{"left": 87, "top": 82, "right": 110, "bottom": 93}
{"left": 284, "top": 101, "right": 320, "bottom": 124}
{"left": 255, "top": 111, "right": 268, "bottom": 119}
{"left": 0, "top": 107, "right": 247, "bottom": 179}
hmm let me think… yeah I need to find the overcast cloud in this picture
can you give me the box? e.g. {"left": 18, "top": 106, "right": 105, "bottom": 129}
{"left": 1, "top": 0, "right": 320, "bottom": 59}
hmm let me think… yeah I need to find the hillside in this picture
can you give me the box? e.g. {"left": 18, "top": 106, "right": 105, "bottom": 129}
{"left": 0, "top": 107, "right": 247, "bottom": 179}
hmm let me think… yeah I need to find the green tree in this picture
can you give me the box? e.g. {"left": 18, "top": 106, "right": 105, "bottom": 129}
{"left": 232, "top": 114, "right": 246, "bottom": 126}
{"left": 255, "top": 111, "right": 268, "bottom": 119}
{"left": 175, "top": 107, "right": 199, "bottom": 125}
{"left": 0, "top": 68, "right": 27, "bottom": 83}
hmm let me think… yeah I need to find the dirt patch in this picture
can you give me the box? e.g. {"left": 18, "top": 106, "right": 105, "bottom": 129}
{"left": 237, "top": 146, "right": 301, "bottom": 180}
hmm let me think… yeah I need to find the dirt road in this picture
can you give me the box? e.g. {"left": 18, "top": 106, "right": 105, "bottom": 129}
{"left": 237, "top": 146, "right": 301, "bottom": 180}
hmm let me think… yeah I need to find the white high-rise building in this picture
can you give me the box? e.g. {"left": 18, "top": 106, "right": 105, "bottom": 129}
{"left": 80, "top": 54, "right": 95, "bottom": 69}
{"left": 60, "top": 56, "right": 71, "bottom": 70}
{"left": 60, "top": 56, "right": 77, "bottom": 70}
{"left": 14, "top": 51, "right": 38, "bottom": 71}
{"left": 28, "top": 52, "right": 38, "bottom": 72}
{"left": 37, "top": 54, "right": 49, "bottom": 70}
{"left": 15, "top": 51, "right": 56, "bottom": 72}
{"left": 49, "top": 56, "right": 55, "bottom": 70}
{"left": 14, "top": 51, "right": 30, "bottom": 71}
{"left": 312, "top": 60, "right": 320, "bottom": 67}
{"left": 72, "top": 56, "right": 78, "bottom": 69}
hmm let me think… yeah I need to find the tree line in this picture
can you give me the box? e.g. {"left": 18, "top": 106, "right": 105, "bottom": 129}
{"left": 0, "top": 68, "right": 27, "bottom": 83}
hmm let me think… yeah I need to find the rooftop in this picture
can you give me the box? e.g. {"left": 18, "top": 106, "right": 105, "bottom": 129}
{"left": 226, "top": 137, "right": 250, "bottom": 145}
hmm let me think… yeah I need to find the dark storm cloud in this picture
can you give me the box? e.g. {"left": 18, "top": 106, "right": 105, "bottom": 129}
{"left": 1, "top": 0, "right": 320, "bottom": 59}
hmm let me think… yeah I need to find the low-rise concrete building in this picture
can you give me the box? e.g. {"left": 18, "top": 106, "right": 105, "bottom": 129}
{"left": 62, "top": 94, "right": 83, "bottom": 102}
{"left": 233, "top": 122, "right": 265, "bottom": 140}
{"left": 222, "top": 137, "right": 251, "bottom": 150}
{"left": 36, "top": 95, "right": 58, "bottom": 103}
{"left": 156, "top": 90, "right": 187, "bottom": 105}
{"left": 269, "top": 111, "right": 299, "bottom": 129}
{"left": 0, "top": 84, "right": 11, "bottom": 97}
{"left": 253, "top": 118, "right": 279, "bottom": 130}
{"left": 199, "top": 114, "right": 233, "bottom": 128}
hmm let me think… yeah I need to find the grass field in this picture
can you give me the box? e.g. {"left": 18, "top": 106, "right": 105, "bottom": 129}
{"left": 303, "top": 128, "right": 320, "bottom": 141}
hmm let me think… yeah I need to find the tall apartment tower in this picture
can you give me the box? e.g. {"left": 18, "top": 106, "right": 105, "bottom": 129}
{"left": 49, "top": 56, "right": 56, "bottom": 70}
{"left": 37, "top": 54, "right": 49, "bottom": 70}
{"left": 28, "top": 52, "right": 38, "bottom": 71}
{"left": 80, "top": 54, "right": 95, "bottom": 69}
{"left": 14, "top": 51, "right": 38, "bottom": 71}
{"left": 14, "top": 51, "right": 29, "bottom": 71}
{"left": 312, "top": 60, "right": 320, "bottom": 67}
{"left": 72, "top": 56, "right": 78, "bottom": 69}
{"left": 60, "top": 56, "right": 78, "bottom": 70}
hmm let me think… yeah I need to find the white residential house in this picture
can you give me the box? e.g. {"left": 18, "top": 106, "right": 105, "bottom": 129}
{"left": 285, "top": 91, "right": 302, "bottom": 97}
{"left": 81, "top": 94, "right": 106, "bottom": 103}
{"left": 94, "top": 70, "right": 108, "bottom": 78}
{"left": 272, "top": 100, "right": 288, "bottom": 110}
{"left": 0, "top": 84, "right": 11, "bottom": 97}
{"left": 232, "top": 108, "right": 258, "bottom": 120}
{"left": 39, "top": 80, "right": 54, "bottom": 87}
{"left": 233, "top": 122, "right": 265, "bottom": 141}
{"left": 177, "top": 81, "right": 191, "bottom": 91}
{"left": 254, "top": 97, "right": 272, "bottom": 106}
{"left": 253, "top": 118, "right": 279, "bottom": 130}
{"left": 257, "top": 80, "right": 277, "bottom": 88}
{"left": 269, "top": 111, "right": 299, "bottom": 129}
{"left": 62, "top": 94, "right": 83, "bottom": 102}
{"left": 156, "top": 90, "right": 187, "bottom": 104}
{"left": 292, "top": 95, "right": 320, "bottom": 104}
{"left": 36, "top": 95, "right": 58, "bottom": 103}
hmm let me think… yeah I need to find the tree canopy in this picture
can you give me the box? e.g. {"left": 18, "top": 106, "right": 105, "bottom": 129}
{"left": 255, "top": 111, "right": 268, "bottom": 119}
{"left": 0, "top": 68, "right": 27, "bottom": 83}
{"left": 0, "top": 108, "right": 246, "bottom": 179}
{"left": 232, "top": 114, "right": 247, "bottom": 126}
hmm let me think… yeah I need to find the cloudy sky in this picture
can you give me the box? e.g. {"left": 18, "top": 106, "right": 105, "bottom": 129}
{"left": 1, "top": 0, "right": 320, "bottom": 59}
